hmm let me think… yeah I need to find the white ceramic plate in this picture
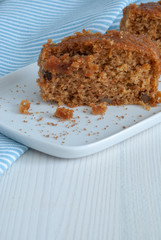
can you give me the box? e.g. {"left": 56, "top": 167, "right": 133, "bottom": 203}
{"left": 0, "top": 62, "right": 161, "bottom": 158}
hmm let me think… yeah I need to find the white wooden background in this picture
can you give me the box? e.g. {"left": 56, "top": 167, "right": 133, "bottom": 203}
{"left": 0, "top": 123, "right": 161, "bottom": 240}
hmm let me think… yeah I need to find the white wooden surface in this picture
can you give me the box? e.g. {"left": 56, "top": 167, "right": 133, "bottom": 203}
{"left": 0, "top": 123, "right": 161, "bottom": 240}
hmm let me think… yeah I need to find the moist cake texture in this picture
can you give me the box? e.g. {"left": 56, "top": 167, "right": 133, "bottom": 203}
{"left": 120, "top": 1, "right": 161, "bottom": 49}
{"left": 37, "top": 30, "right": 161, "bottom": 109}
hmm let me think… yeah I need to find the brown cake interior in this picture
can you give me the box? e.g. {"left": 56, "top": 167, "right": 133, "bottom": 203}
{"left": 37, "top": 31, "right": 161, "bottom": 108}
{"left": 120, "top": 2, "right": 161, "bottom": 49}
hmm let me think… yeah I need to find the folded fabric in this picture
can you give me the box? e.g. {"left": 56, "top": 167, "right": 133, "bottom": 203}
{"left": 0, "top": 134, "right": 28, "bottom": 175}
{"left": 0, "top": 0, "right": 152, "bottom": 175}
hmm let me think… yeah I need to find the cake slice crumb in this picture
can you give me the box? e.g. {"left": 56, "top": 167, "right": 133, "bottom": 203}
{"left": 54, "top": 107, "right": 74, "bottom": 120}
{"left": 91, "top": 102, "right": 107, "bottom": 115}
{"left": 19, "top": 100, "right": 31, "bottom": 114}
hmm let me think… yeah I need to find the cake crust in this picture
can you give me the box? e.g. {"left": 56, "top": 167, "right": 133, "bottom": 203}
{"left": 38, "top": 30, "right": 160, "bottom": 65}
{"left": 122, "top": 2, "right": 161, "bottom": 19}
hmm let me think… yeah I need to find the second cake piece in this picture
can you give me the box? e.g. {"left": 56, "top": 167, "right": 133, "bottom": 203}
{"left": 120, "top": 1, "right": 161, "bottom": 49}
{"left": 37, "top": 30, "right": 161, "bottom": 109}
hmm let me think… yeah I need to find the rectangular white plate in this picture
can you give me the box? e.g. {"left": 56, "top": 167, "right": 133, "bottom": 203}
{"left": 0, "top": 62, "right": 161, "bottom": 158}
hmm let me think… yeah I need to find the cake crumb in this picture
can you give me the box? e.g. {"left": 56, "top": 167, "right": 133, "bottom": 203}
{"left": 91, "top": 102, "right": 107, "bottom": 115}
{"left": 37, "top": 117, "right": 43, "bottom": 122}
{"left": 19, "top": 100, "right": 31, "bottom": 114}
{"left": 47, "top": 122, "right": 57, "bottom": 126}
{"left": 43, "top": 134, "right": 50, "bottom": 138}
{"left": 54, "top": 107, "right": 74, "bottom": 120}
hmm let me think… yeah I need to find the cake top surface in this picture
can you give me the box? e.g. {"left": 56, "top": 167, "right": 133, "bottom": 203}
{"left": 123, "top": 1, "right": 161, "bottom": 18}
{"left": 39, "top": 30, "right": 161, "bottom": 66}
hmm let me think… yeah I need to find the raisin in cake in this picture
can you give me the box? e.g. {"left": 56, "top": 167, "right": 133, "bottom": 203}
{"left": 37, "top": 30, "right": 161, "bottom": 108}
{"left": 120, "top": 1, "right": 161, "bottom": 49}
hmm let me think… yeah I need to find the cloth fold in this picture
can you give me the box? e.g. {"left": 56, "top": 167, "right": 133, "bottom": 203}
{"left": 0, "top": 0, "right": 151, "bottom": 174}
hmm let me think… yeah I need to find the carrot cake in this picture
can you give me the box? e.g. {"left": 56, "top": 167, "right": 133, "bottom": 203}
{"left": 120, "top": 1, "right": 161, "bottom": 49}
{"left": 37, "top": 30, "right": 161, "bottom": 109}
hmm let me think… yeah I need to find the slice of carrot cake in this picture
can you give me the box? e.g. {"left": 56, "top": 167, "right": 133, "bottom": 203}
{"left": 120, "top": 1, "right": 161, "bottom": 49}
{"left": 37, "top": 30, "right": 161, "bottom": 109}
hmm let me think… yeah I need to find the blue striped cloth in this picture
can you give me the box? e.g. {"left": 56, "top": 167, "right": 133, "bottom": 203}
{"left": 0, "top": 0, "right": 156, "bottom": 175}
{"left": 0, "top": 135, "right": 28, "bottom": 175}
